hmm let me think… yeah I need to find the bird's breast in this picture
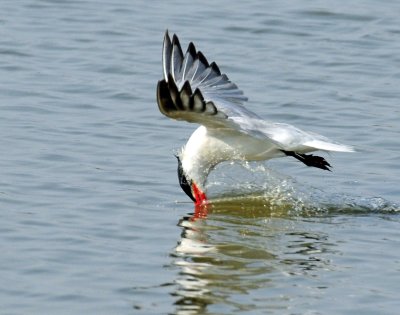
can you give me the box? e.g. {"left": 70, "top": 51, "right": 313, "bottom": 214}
{"left": 184, "top": 126, "right": 280, "bottom": 166}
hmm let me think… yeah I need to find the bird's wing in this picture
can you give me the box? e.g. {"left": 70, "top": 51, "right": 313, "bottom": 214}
{"left": 157, "top": 31, "right": 259, "bottom": 129}
{"left": 231, "top": 117, "right": 354, "bottom": 152}
{"left": 157, "top": 31, "right": 354, "bottom": 153}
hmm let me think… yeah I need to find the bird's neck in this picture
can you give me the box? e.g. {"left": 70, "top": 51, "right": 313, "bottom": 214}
{"left": 181, "top": 148, "right": 212, "bottom": 194}
{"left": 179, "top": 127, "right": 217, "bottom": 204}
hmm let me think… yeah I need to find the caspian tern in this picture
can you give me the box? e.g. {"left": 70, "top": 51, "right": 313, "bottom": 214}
{"left": 157, "top": 31, "right": 354, "bottom": 206}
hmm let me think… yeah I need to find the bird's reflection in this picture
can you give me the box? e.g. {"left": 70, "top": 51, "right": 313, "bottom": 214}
{"left": 170, "top": 198, "right": 338, "bottom": 315}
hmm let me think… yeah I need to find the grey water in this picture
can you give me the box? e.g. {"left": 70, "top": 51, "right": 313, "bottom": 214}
{"left": 1, "top": 0, "right": 400, "bottom": 314}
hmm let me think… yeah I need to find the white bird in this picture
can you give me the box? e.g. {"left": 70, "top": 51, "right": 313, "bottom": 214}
{"left": 157, "top": 31, "right": 354, "bottom": 205}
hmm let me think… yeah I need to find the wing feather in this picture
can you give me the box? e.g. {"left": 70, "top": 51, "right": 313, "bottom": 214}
{"left": 162, "top": 33, "right": 172, "bottom": 82}
{"left": 158, "top": 31, "right": 250, "bottom": 127}
{"left": 157, "top": 31, "right": 354, "bottom": 154}
{"left": 181, "top": 43, "right": 196, "bottom": 82}
{"left": 171, "top": 35, "right": 184, "bottom": 83}
{"left": 179, "top": 81, "right": 192, "bottom": 111}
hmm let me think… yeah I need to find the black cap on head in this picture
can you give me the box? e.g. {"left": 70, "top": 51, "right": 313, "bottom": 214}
{"left": 175, "top": 155, "right": 195, "bottom": 202}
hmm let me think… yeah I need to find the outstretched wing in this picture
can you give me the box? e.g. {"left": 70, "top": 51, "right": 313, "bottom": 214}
{"left": 156, "top": 31, "right": 354, "bottom": 154}
{"left": 157, "top": 31, "right": 259, "bottom": 128}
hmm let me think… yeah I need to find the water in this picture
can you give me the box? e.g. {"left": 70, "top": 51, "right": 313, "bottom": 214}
{"left": 1, "top": 0, "right": 399, "bottom": 314}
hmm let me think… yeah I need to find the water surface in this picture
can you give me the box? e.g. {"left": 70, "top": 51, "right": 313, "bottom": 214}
{"left": 0, "top": 0, "right": 399, "bottom": 314}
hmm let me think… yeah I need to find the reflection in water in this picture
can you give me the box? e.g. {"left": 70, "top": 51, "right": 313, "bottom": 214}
{"left": 169, "top": 164, "right": 399, "bottom": 314}
{"left": 170, "top": 200, "right": 337, "bottom": 314}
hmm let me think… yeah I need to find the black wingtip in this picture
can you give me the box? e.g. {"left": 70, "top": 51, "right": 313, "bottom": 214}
{"left": 210, "top": 61, "right": 221, "bottom": 75}
{"left": 197, "top": 51, "right": 209, "bottom": 67}
{"left": 167, "top": 73, "right": 183, "bottom": 110}
{"left": 164, "top": 30, "right": 171, "bottom": 45}
{"left": 172, "top": 34, "right": 184, "bottom": 60}
{"left": 157, "top": 79, "right": 173, "bottom": 114}
{"left": 187, "top": 42, "right": 197, "bottom": 56}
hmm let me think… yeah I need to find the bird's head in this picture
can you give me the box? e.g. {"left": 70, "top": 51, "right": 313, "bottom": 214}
{"left": 175, "top": 154, "right": 208, "bottom": 206}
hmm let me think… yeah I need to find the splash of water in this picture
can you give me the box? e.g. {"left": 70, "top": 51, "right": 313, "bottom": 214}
{"left": 205, "top": 161, "right": 399, "bottom": 215}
